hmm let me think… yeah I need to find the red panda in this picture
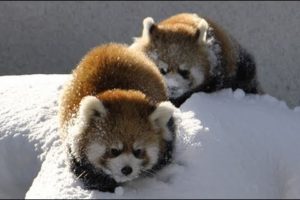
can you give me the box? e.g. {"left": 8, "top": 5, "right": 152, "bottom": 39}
{"left": 130, "top": 13, "right": 262, "bottom": 107}
{"left": 58, "top": 43, "right": 176, "bottom": 192}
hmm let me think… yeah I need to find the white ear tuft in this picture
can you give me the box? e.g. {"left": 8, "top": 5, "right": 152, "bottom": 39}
{"left": 66, "top": 96, "right": 107, "bottom": 159}
{"left": 149, "top": 101, "right": 176, "bottom": 141}
{"left": 143, "top": 17, "right": 155, "bottom": 38}
{"left": 78, "top": 96, "right": 107, "bottom": 123}
{"left": 197, "top": 18, "right": 209, "bottom": 43}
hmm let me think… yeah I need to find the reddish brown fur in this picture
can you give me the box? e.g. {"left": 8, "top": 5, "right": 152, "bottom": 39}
{"left": 157, "top": 13, "right": 237, "bottom": 75}
{"left": 136, "top": 13, "right": 238, "bottom": 82}
{"left": 142, "top": 13, "right": 212, "bottom": 82}
{"left": 159, "top": 13, "right": 202, "bottom": 33}
{"left": 94, "top": 89, "right": 162, "bottom": 148}
{"left": 76, "top": 90, "right": 166, "bottom": 158}
{"left": 59, "top": 43, "right": 168, "bottom": 143}
{"left": 159, "top": 13, "right": 238, "bottom": 76}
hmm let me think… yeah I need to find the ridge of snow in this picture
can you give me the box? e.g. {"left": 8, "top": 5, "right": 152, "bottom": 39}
{"left": 0, "top": 75, "right": 299, "bottom": 199}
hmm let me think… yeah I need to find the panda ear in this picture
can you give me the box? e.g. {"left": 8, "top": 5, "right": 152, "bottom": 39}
{"left": 149, "top": 101, "right": 176, "bottom": 141}
{"left": 78, "top": 96, "right": 107, "bottom": 123}
{"left": 142, "top": 17, "right": 156, "bottom": 38}
{"left": 196, "top": 18, "right": 209, "bottom": 44}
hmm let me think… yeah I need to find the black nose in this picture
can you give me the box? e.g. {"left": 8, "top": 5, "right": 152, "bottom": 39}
{"left": 121, "top": 166, "right": 132, "bottom": 176}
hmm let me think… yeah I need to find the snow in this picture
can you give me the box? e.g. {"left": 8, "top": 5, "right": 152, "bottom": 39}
{"left": 0, "top": 75, "right": 65, "bottom": 198}
{"left": 206, "top": 27, "right": 222, "bottom": 75}
{"left": 0, "top": 75, "right": 300, "bottom": 199}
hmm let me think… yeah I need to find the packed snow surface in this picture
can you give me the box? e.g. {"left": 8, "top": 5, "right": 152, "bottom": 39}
{"left": 0, "top": 75, "right": 299, "bottom": 199}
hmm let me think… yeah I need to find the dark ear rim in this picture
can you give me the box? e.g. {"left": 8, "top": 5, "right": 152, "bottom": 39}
{"left": 194, "top": 29, "right": 201, "bottom": 40}
{"left": 149, "top": 23, "right": 157, "bottom": 35}
{"left": 78, "top": 96, "right": 107, "bottom": 122}
{"left": 93, "top": 109, "right": 102, "bottom": 117}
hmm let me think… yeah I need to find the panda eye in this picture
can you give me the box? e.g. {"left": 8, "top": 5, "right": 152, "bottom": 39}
{"left": 133, "top": 149, "right": 144, "bottom": 158}
{"left": 159, "top": 68, "right": 168, "bottom": 75}
{"left": 110, "top": 148, "right": 121, "bottom": 157}
{"left": 178, "top": 69, "right": 190, "bottom": 79}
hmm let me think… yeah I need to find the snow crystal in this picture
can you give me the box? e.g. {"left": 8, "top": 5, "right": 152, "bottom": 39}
{"left": 164, "top": 73, "right": 189, "bottom": 98}
{"left": 294, "top": 107, "right": 300, "bottom": 112}
{"left": 205, "top": 27, "right": 222, "bottom": 75}
{"left": 233, "top": 88, "right": 245, "bottom": 100}
{"left": 190, "top": 66, "right": 204, "bottom": 86}
{"left": 115, "top": 186, "right": 124, "bottom": 196}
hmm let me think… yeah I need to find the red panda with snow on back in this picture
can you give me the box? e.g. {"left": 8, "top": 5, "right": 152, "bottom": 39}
{"left": 130, "top": 13, "right": 262, "bottom": 107}
{"left": 58, "top": 43, "right": 177, "bottom": 192}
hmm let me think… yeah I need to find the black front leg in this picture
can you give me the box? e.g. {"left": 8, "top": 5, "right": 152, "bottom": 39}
{"left": 68, "top": 149, "right": 119, "bottom": 193}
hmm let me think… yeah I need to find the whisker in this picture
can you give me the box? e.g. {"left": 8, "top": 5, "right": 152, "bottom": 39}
{"left": 147, "top": 169, "right": 156, "bottom": 174}
{"left": 165, "top": 159, "right": 183, "bottom": 166}
{"left": 141, "top": 169, "right": 156, "bottom": 177}
{"left": 76, "top": 171, "right": 87, "bottom": 179}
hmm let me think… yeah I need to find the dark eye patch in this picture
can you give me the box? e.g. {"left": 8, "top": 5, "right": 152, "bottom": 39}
{"left": 110, "top": 148, "right": 122, "bottom": 158}
{"left": 159, "top": 68, "right": 168, "bottom": 75}
{"left": 178, "top": 69, "right": 190, "bottom": 79}
{"left": 133, "top": 149, "right": 145, "bottom": 159}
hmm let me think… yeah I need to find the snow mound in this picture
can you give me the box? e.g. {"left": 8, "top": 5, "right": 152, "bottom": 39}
{"left": 0, "top": 75, "right": 66, "bottom": 198}
{"left": 0, "top": 75, "right": 300, "bottom": 198}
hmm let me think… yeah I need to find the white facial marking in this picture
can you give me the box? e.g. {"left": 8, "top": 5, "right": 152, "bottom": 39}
{"left": 86, "top": 142, "right": 106, "bottom": 168}
{"left": 133, "top": 142, "right": 141, "bottom": 150}
{"left": 190, "top": 66, "right": 204, "bottom": 86}
{"left": 107, "top": 154, "right": 142, "bottom": 183}
{"left": 165, "top": 73, "right": 190, "bottom": 97}
{"left": 145, "top": 145, "right": 159, "bottom": 170}
{"left": 133, "top": 142, "right": 159, "bottom": 169}
{"left": 179, "top": 63, "right": 189, "bottom": 70}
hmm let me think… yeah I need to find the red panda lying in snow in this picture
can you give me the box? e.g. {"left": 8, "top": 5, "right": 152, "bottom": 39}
{"left": 130, "top": 13, "right": 262, "bottom": 107}
{"left": 58, "top": 43, "right": 176, "bottom": 192}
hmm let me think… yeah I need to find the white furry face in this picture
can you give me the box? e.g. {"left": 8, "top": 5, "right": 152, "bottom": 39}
{"left": 86, "top": 141, "right": 160, "bottom": 183}
{"left": 164, "top": 71, "right": 192, "bottom": 98}
{"left": 71, "top": 97, "right": 175, "bottom": 183}
{"left": 86, "top": 142, "right": 106, "bottom": 163}
{"left": 106, "top": 154, "right": 142, "bottom": 183}
{"left": 129, "top": 14, "right": 209, "bottom": 100}
{"left": 148, "top": 50, "right": 204, "bottom": 98}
